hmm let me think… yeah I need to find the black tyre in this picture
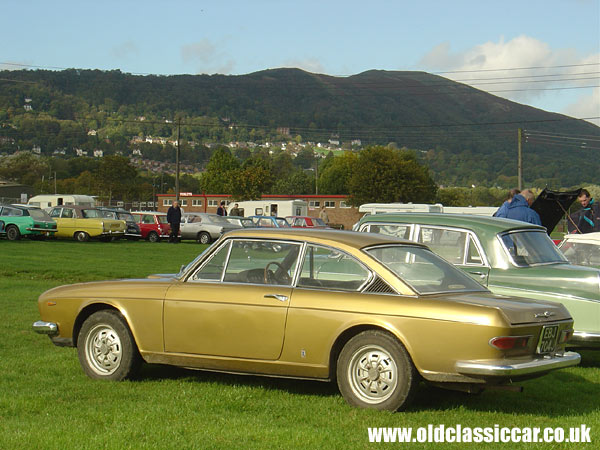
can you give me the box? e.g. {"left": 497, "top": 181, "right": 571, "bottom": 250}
{"left": 336, "top": 330, "right": 418, "bottom": 411}
{"left": 77, "top": 310, "right": 141, "bottom": 380}
{"left": 197, "top": 231, "right": 211, "bottom": 244}
{"left": 147, "top": 231, "right": 159, "bottom": 243}
{"left": 6, "top": 225, "right": 21, "bottom": 241}
{"left": 74, "top": 231, "right": 90, "bottom": 242}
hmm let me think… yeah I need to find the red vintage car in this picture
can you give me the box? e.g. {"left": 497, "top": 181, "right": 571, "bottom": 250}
{"left": 285, "top": 216, "right": 329, "bottom": 228}
{"left": 131, "top": 211, "right": 171, "bottom": 242}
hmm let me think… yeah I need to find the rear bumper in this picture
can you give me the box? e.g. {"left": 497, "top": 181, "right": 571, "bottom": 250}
{"left": 455, "top": 351, "right": 580, "bottom": 377}
{"left": 26, "top": 227, "right": 57, "bottom": 233}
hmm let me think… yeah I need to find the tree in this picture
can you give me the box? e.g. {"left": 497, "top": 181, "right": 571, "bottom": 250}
{"left": 0, "top": 152, "right": 49, "bottom": 186}
{"left": 198, "top": 148, "right": 240, "bottom": 194}
{"left": 318, "top": 152, "right": 357, "bottom": 195}
{"left": 95, "top": 155, "right": 138, "bottom": 203}
{"left": 346, "top": 146, "right": 437, "bottom": 206}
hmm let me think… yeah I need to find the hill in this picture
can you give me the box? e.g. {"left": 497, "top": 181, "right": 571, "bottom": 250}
{"left": 0, "top": 67, "right": 598, "bottom": 187}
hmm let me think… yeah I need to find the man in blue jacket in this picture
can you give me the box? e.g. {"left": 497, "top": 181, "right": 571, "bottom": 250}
{"left": 495, "top": 189, "right": 541, "bottom": 225}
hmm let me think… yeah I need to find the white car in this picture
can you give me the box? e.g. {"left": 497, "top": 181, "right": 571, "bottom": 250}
{"left": 558, "top": 232, "right": 600, "bottom": 268}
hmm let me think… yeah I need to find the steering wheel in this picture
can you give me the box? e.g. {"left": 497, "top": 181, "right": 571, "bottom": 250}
{"left": 264, "top": 261, "right": 290, "bottom": 284}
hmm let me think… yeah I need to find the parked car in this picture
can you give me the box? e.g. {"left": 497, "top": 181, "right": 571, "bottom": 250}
{"left": 558, "top": 232, "right": 600, "bottom": 268}
{"left": 33, "top": 228, "right": 579, "bottom": 411}
{"left": 0, "top": 204, "right": 57, "bottom": 240}
{"left": 249, "top": 215, "right": 290, "bottom": 228}
{"left": 226, "top": 216, "right": 256, "bottom": 228}
{"left": 48, "top": 206, "right": 126, "bottom": 242}
{"left": 180, "top": 213, "right": 241, "bottom": 244}
{"left": 131, "top": 211, "right": 170, "bottom": 242}
{"left": 286, "top": 215, "right": 328, "bottom": 228}
{"left": 355, "top": 212, "right": 600, "bottom": 348}
{"left": 96, "top": 208, "right": 142, "bottom": 240}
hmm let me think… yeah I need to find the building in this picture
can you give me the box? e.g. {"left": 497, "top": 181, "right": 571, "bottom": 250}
{"left": 156, "top": 193, "right": 362, "bottom": 230}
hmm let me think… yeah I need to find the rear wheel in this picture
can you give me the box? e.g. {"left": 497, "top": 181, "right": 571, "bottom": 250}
{"left": 6, "top": 225, "right": 21, "bottom": 241}
{"left": 147, "top": 231, "right": 159, "bottom": 243}
{"left": 74, "top": 231, "right": 90, "bottom": 242}
{"left": 77, "top": 310, "right": 141, "bottom": 380}
{"left": 197, "top": 231, "right": 211, "bottom": 244}
{"left": 337, "top": 330, "right": 418, "bottom": 411}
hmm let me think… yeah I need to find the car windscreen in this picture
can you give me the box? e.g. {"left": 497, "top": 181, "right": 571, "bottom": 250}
{"left": 28, "top": 209, "right": 52, "bottom": 221}
{"left": 500, "top": 230, "right": 567, "bottom": 267}
{"left": 275, "top": 218, "right": 289, "bottom": 227}
{"left": 117, "top": 212, "right": 135, "bottom": 222}
{"left": 365, "top": 245, "right": 488, "bottom": 295}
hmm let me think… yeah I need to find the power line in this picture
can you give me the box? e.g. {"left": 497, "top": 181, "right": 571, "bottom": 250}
{"left": 432, "top": 62, "right": 600, "bottom": 75}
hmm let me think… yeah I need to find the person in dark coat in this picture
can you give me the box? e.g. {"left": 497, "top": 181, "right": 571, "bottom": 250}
{"left": 493, "top": 188, "right": 520, "bottom": 217}
{"left": 166, "top": 200, "right": 182, "bottom": 243}
{"left": 496, "top": 189, "right": 541, "bottom": 225}
{"left": 568, "top": 189, "right": 600, "bottom": 233}
{"left": 216, "top": 201, "right": 227, "bottom": 216}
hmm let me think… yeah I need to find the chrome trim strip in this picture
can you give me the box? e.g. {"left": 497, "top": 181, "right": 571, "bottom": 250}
{"left": 32, "top": 320, "right": 58, "bottom": 336}
{"left": 455, "top": 351, "right": 580, "bottom": 377}
{"left": 570, "top": 331, "right": 600, "bottom": 347}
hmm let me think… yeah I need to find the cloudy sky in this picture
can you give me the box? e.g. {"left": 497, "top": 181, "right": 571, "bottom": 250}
{"left": 2, "top": 0, "right": 599, "bottom": 124}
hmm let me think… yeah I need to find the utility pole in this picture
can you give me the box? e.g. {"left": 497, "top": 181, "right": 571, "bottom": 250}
{"left": 175, "top": 118, "right": 181, "bottom": 204}
{"left": 517, "top": 128, "right": 523, "bottom": 190}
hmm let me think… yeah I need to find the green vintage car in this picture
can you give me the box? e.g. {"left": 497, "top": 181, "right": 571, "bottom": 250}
{"left": 355, "top": 213, "right": 600, "bottom": 348}
{"left": 0, "top": 205, "right": 57, "bottom": 240}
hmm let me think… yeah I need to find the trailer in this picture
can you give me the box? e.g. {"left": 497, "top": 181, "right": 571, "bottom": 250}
{"left": 27, "top": 194, "right": 96, "bottom": 209}
{"left": 358, "top": 203, "right": 444, "bottom": 215}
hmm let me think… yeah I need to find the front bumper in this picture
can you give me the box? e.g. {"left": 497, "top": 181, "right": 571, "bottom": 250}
{"left": 455, "top": 351, "right": 580, "bottom": 377}
{"left": 32, "top": 320, "right": 58, "bottom": 336}
{"left": 569, "top": 331, "right": 600, "bottom": 348}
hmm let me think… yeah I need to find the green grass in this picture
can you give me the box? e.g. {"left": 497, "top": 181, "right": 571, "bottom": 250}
{"left": 1, "top": 240, "right": 599, "bottom": 449}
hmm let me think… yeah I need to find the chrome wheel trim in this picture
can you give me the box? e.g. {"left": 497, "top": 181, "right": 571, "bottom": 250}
{"left": 199, "top": 233, "right": 210, "bottom": 244}
{"left": 347, "top": 344, "right": 398, "bottom": 404}
{"left": 84, "top": 323, "right": 123, "bottom": 376}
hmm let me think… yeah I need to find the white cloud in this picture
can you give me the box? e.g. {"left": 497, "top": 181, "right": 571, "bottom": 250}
{"left": 181, "top": 39, "right": 234, "bottom": 74}
{"left": 564, "top": 87, "right": 600, "bottom": 126}
{"left": 418, "top": 35, "right": 599, "bottom": 124}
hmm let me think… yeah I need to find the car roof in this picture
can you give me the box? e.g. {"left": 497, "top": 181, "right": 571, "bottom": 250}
{"left": 562, "top": 232, "right": 600, "bottom": 244}
{"left": 221, "top": 228, "right": 427, "bottom": 250}
{"left": 131, "top": 211, "right": 166, "bottom": 215}
{"left": 359, "top": 212, "right": 545, "bottom": 234}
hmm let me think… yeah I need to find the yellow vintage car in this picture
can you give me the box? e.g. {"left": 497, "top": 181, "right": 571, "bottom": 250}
{"left": 33, "top": 229, "right": 580, "bottom": 411}
{"left": 48, "top": 205, "right": 126, "bottom": 241}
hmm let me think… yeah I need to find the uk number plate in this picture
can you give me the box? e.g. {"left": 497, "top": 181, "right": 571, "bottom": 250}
{"left": 536, "top": 325, "right": 559, "bottom": 354}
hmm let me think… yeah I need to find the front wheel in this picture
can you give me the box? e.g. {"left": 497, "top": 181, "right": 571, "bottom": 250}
{"left": 6, "top": 225, "right": 21, "bottom": 241}
{"left": 77, "top": 310, "right": 141, "bottom": 380}
{"left": 336, "top": 330, "right": 418, "bottom": 411}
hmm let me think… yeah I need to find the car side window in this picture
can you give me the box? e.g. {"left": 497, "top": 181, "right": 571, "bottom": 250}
{"left": 61, "top": 209, "right": 74, "bottom": 218}
{"left": 50, "top": 208, "right": 61, "bottom": 218}
{"left": 366, "top": 224, "right": 411, "bottom": 240}
{"left": 142, "top": 215, "right": 154, "bottom": 224}
{"left": 466, "top": 236, "right": 484, "bottom": 265}
{"left": 417, "top": 227, "right": 467, "bottom": 265}
{"left": 190, "top": 242, "right": 231, "bottom": 281}
{"left": 223, "top": 240, "right": 301, "bottom": 285}
{"left": 298, "top": 245, "right": 370, "bottom": 291}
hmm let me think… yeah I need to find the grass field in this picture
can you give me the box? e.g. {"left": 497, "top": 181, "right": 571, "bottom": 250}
{"left": 1, "top": 239, "right": 598, "bottom": 449}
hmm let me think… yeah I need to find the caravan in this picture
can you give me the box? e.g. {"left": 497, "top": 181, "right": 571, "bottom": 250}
{"left": 233, "top": 200, "right": 307, "bottom": 218}
{"left": 28, "top": 194, "right": 96, "bottom": 209}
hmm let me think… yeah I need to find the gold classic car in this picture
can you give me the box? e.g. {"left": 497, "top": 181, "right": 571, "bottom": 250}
{"left": 33, "top": 229, "right": 580, "bottom": 411}
{"left": 49, "top": 205, "right": 126, "bottom": 241}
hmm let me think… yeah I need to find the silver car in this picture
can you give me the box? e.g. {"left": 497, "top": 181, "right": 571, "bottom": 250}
{"left": 180, "top": 213, "right": 242, "bottom": 244}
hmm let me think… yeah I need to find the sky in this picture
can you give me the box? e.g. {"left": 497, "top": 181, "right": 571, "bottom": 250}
{"left": 2, "top": 0, "right": 599, "bottom": 125}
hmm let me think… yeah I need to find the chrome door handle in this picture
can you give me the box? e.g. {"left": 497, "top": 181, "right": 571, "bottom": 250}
{"left": 468, "top": 271, "right": 486, "bottom": 279}
{"left": 264, "top": 294, "right": 289, "bottom": 302}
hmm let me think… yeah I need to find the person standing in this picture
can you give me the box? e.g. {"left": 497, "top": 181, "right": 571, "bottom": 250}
{"left": 498, "top": 189, "right": 541, "bottom": 225}
{"left": 229, "top": 203, "right": 241, "bottom": 217}
{"left": 493, "top": 188, "right": 520, "bottom": 217}
{"left": 568, "top": 189, "right": 600, "bottom": 233}
{"left": 216, "top": 201, "right": 228, "bottom": 216}
{"left": 167, "top": 200, "right": 182, "bottom": 243}
{"left": 319, "top": 204, "right": 329, "bottom": 224}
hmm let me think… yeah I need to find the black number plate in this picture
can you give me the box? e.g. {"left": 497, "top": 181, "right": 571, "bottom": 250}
{"left": 536, "top": 325, "right": 559, "bottom": 354}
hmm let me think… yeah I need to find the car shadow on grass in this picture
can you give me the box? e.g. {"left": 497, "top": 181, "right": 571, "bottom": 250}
{"left": 137, "top": 363, "right": 339, "bottom": 398}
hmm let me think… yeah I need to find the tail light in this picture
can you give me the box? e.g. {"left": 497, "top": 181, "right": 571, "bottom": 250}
{"left": 489, "top": 336, "right": 531, "bottom": 350}
{"left": 559, "top": 329, "right": 573, "bottom": 344}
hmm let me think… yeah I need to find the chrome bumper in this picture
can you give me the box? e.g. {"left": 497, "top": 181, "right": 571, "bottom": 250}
{"left": 27, "top": 227, "right": 57, "bottom": 233}
{"left": 32, "top": 320, "right": 58, "bottom": 336}
{"left": 456, "top": 351, "right": 580, "bottom": 377}
{"left": 569, "top": 331, "right": 600, "bottom": 348}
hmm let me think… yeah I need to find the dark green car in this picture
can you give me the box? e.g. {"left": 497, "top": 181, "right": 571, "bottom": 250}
{"left": 356, "top": 213, "right": 600, "bottom": 348}
{"left": 0, "top": 205, "right": 57, "bottom": 240}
